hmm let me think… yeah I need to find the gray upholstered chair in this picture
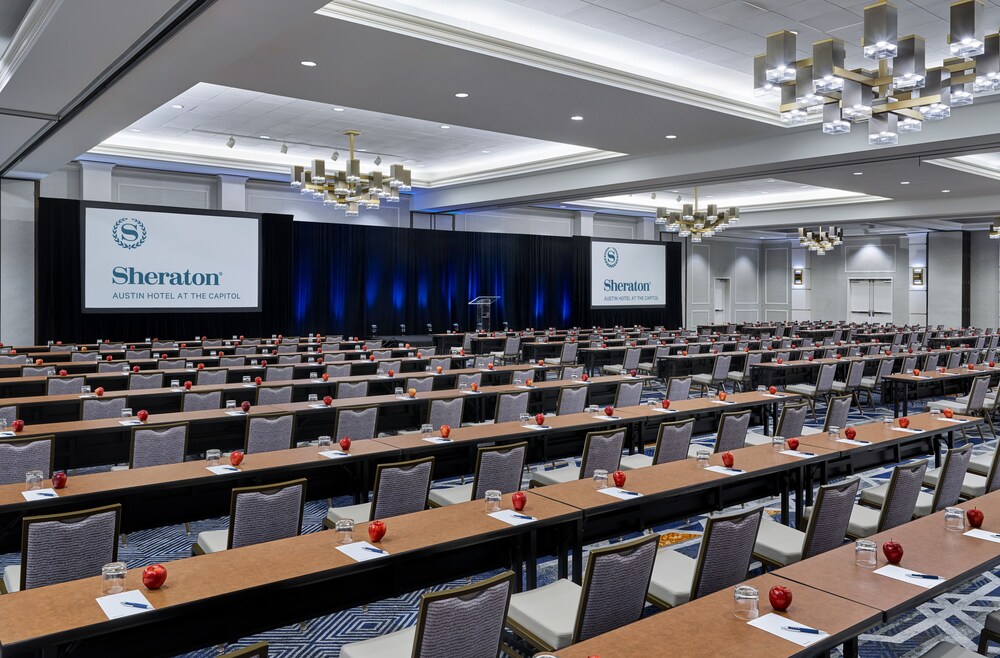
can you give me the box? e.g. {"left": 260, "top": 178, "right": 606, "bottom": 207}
{"left": 859, "top": 358, "right": 894, "bottom": 410}
{"left": 337, "top": 381, "right": 368, "bottom": 399}
{"left": 257, "top": 386, "right": 293, "bottom": 405}
{"left": 511, "top": 370, "right": 536, "bottom": 386}
{"left": 646, "top": 506, "right": 763, "bottom": 608}
{"left": 341, "top": 571, "right": 514, "bottom": 658}
{"left": 727, "top": 352, "right": 761, "bottom": 392}
{"left": 98, "top": 343, "right": 123, "bottom": 352}
{"left": 831, "top": 359, "right": 865, "bottom": 408}
{"left": 900, "top": 356, "right": 918, "bottom": 374}
{"left": 506, "top": 533, "right": 659, "bottom": 653}
{"left": 126, "top": 349, "right": 151, "bottom": 359}
{"left": 0, "top": 436, "right": 53, "bottom": 484}
{"left": 265, "top": 366, "right": 293, "bottom": 382}
{"left": 638, "top": 346, "right": 670, "bottom": 375}
{"left": 557, "top": 385, "right": 588, "bottom": 415}
{"left": 220, "top": 356, "right": 245, "bottom": 367}
{"left": 620, "top": 419, "right": 694, "bottom": 470}
{"left": 530, "top": 429, "right": 625, "bottom": 487}
{"left": 364, "top": 340, "right": 382, "bottom": 350}
{"left": 0, "top": 355, "right": 26, "bottom": 365}
{"left": 603, "top": 348, "right": 641, "bottom": 376}
{"left": 372, "top": 350, "right": 392, "bottom": 361}
{"left": 787, "top": 362, "right": 837, "bottom": 419}
{"left": 158, "top": 359, "right": 185, "bottom": 370}
{"left": 326, "top": 363, "right": 352, "bottom": 378}
{"left": 129, "top": 372, "right": 163, "bottom": 390}
{"left": 277, "top": 355, "right": 301, "bottom": 364}
{"left": 276, "top": 345, "right": 298, "bottom": 355}
{"left": 194, "top": 479, "right": 306, "bottom": 554}
{"left": 128, "top": 423, "right": 188, "bottom": 469}
{"left": 813, "top": 394, "right": 853, "bottom": 433}
{"left": 235, "top": 346, "right": 256, "bottom": 356}
{"left": 82, "top": 397, "right": 127, "bottom": 420}
{"left": 245, "top": 414, "right": 294, "bottom": 453}
{"left": 377, "top": 360, "right": 401, "bottom": 376}
{"left": 691, "top": 354, "right": 733, "bottom": 396}
{"left": 545, "top": 341, "right": 579, "bottom": 366}
{"left": 324, "top": 456, "right": 435, "bottom": 526}
{"left": 560, "top": 365, "right": 584, "bottom": 380}
{"left": 152, "top": 341, "right": 177, "bottom": 349}
{"left": 930, "top": 441, "right": 1000, "bottom": 499}
{"left": 22, "top": 366, "right": 55, "bottom": 377}
{"left": 924, "top": 353, "right": 940, "bottom": 371}
{"left": 474, "top": 356, "right": 495, "bottom": 369}
{"left": 180, "top": 348, "right": 202, "bottom": 358}
{"left": 928, "top": 375, "right": 993, "bottom": 440}
{"left": 490, "top": 336, "right": 521, "bottom": 365}
{"left": 0, "top": 404, "right": 17, "bottom": 426}
{"left": 494, "top": 392, "right": 529, "bottom": 424}
{"left": 753, "top": 478, "right": 860, "bottom": 567}
{"left": 665, "top": 376, "right": 692, "bottom": 400}
{"left": 946, "top": 351, "right": 962, "bottom": 369}
{"left": 2, "top": 504, "right": 121, "bottom": 593}
{"left": 97, "top": 362, "right": 122, "bottom": 373}
{"left": 457, "top": 373, "right": 482, "bottom": 389}
{"left": 744, "top": 401, "right": 809, "bottom": 446}
{"left": 429, "top": 443, "right": 527, "bottom": 506}
{"left": 862, "top": 446, "right": 973, "bottom": 517}
{"left": 334, "top": 406, "right": 378, "bottom": 440}
{"left": 70, "top": 352, "right": 99, "bottom": 362}
{"left": 427, "top": 397, "right": 464, "bottom": 430}
{"left": 687, "top": 410, "right": 751, "bottom": 457}
{"left": 406, "top": 376, "right": 434, "bottom": 393}
{"left": 614, "top": 381, "right": 644, "bottom": 408}
{"left": 182, "top": 390, "right": 222, "bottom": 412}
{"left": 429, "top": 357, "right": 450, "bottom": 372}
{"left": 47, "top": 376, "right": 85, "bottom": 395}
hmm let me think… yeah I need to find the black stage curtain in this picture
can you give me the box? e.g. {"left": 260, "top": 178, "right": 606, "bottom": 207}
{"left": 35, "top": 198, "right": 293, "bottom": 342}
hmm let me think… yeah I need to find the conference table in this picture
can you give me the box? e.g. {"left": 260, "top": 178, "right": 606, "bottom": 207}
{"left": 885, "top": 364, "right": 1000, "bottom": 417}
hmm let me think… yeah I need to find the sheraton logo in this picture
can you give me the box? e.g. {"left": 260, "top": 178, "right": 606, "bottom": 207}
{"left": 112, "top": 218, "right": 147, "bottom": 250}
{"left": 112, "top": 267, "right": 221, "bottom": 286}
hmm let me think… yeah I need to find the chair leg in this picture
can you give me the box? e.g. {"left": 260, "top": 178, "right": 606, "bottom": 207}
{"left": 184, "top": 522, "right": 191, "bottom": 535}
{"left": 120, "top": 533, "right": 127, "bottom": 547}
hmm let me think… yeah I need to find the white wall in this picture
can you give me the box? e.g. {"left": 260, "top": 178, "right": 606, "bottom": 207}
{"left": 1, "top": 178, "right": 36, "bottom": 346}
{"left": 928, "top": 232, "right": 964, "bottom": 327}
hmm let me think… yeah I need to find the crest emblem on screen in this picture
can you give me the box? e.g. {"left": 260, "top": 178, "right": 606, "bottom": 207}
{"left": 603, "top": 246, "right": 619, "bottom": 268}
{"left": 112, "top": 218, "right": 147, "bottom": 250}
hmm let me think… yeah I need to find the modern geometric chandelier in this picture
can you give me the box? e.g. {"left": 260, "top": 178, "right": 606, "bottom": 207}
{"left": 798, "top": 226, "right": 843, "bottom": 255}
{"left": 757, "top": 0, "right": 1000, "bottom": 146}
{"left": 290, "top": 130, "right": 411, "bottom": 216}
{"left": 989, "top": 218, "right": 1000, "bottom": 239}
{"left": 655, "top": 187, "right": 740, "bottom": 242}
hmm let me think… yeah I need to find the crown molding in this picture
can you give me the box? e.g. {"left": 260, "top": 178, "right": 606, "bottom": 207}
{"left": 926, "top": 157, "right": 1000, "bottom": 182}
{"left": 0, "top": 0, "right": 64, "bottom": 96}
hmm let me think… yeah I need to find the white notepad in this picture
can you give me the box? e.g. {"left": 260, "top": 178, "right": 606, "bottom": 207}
{"left": 651, "top": 408, "right": 677, "bottom": 413}
{"left": 592, "top": 415, "right": 620, "bottom": 420}
{"left": 963, "top": 529, "right": 1000, "bottom": 544}
{"left": 704, "top": 465, "right": 745, "bottom": 475}
{"left": 747, "top": 613, "right": 827, "bottom": 648}
{"left": 206, "top": 465, "right": 241, "bottom": 475}
{"left": 319, "top": 450, "right": 351, "bottom": 459}
{"left": 711, "top": 400, "right": 736, "bottom": 405}
{"left": 874, "top": 564, "right": 943, "bottom": 589}
{"left": 97, "top": 590, "right": 154, "bottom": 620}
{"left": 224, "top": 410, "right": 247, "bottom": 416}
{"left": 596, "top": 487, "right": 643, "bottom": 500}
{"left": 336, "top": 541, "right": 390, "bottom": 562}
{"left": 422, "top": 437, "right": 452, "bottom": 444}
{"left": 521, "top": 425, "right": 550, "bottom": 431}
{"left": 836, "top": 438, "right": 871, "bottom": 446}
{"left": 21, "top": 488, "right": 58, "bottom": 501}
{"left": 780, "top": 449, "right": 816, "bottom": 458}
{"left": 489, "top": 509, "right": 536, "bottom": 526}
{"left": 889, "top": 427, "right": 922, "bottom": 434}
{"left": 118, "top": 420, "right": 142, "bottom": 426}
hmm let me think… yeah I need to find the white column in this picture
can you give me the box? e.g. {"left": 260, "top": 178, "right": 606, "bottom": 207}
{"left": 639, "top": 216, "right": 656, "bottom": 241}
{"left": 908, "top": 233, "right": 928, "bottom": 326}
{"left": 218, "top": 175, "right": 248, "bottom": 211}
{"left": 572, "top": 211, "right": 594, "bottom": 237}
{"left": 790, "top": 244, "right": 810, "bottom": 321}
{"left": 1, "top": 178, "right": 36, "bottom": 345}
{"left": 79, "top": 161, "right": 114, "bottom": 202}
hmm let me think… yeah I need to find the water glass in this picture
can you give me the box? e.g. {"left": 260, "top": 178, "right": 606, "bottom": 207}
{"left": 185, "top": 362, "right": 193, "bottom": 370}
{"left": 771, "top": 435, "right": 785, "bottom": 451}
{"left": 420, "top": 423, "right": 434, "bottom": 434}
{"left": 930, "top": 409, "right": 941, "bottom": 417}
{"left": 882, "top": 416, "right": 893, "bottom": 426}
{"left": 696, "top": 449, "right": 711, "bottom": 468}
{"left": 242, "top": 376, "right": 251, "bottom": 384}
{"left": 206, "top": 449, "right": 221, "bottom": 466}
{"left": 757, "top": 385, "right": 767, "bottom": 393}
{"left": 0, "top": 418, "right": 6, "bottom": 432}
{"left": 171, "top": 379, "right": 180, "bottom": 389}
{"left": 121, "top": 407, "right": 132, "bottom": 419}
{"left": 308, "top": 357, "right": 315, "bottom": 364}
{"left": 121, "top": 365, "right": 129, "bottom": 373}
{"left": 101, "top": 562, "right": 127, "bottom": 595}
{"left": 308, "top": 393, "right": 318, "bottom": 402}
{"left": 485, "top": 489, "right": 502, "bottom": 513}
{"left": 592, "top": 469, "right": 609, "bottom": 489}
{"left": 571, "top": 374, "right": 579, "bottom": 382}
{"left": 586, "top": 405, "right": 599, "bottom": 413}
{"left": 25, "top": 470, "right": 43, "bottom": 491}
{"left": 733, "top": 585, "right": 759, "bottom": 620}
{"left": 317, "top": 435, "right": 332, "bottom": 447}
{"left": 425, "top": 366, "right": 432, "bottom": 372}
{"left": 855, "top": 539, "right": 877, "bottom": 567}
{"left": 251, "top": 359, "right": 258, "bottom": 366}
{"left": 519, "top": 413, "right": 531, "bottom": 423}
{"left": 309, "top": 371, "right": 317, "bottom": 378}
{"left": 945, "top": 506, "right": 965, "bottom": 532}
{"left": 81, "top": 385, "right": 92, "bottom": 395}
{"left": 408, "top": 352, "right": 415, "bottom": 358}
{"left": 459, "top": 382, "right": 469, "bottom": 392}
{"left": 226, "top": 399, "right": 237, "bottom": 410}
{"left": 828, "top": 426, "right": 841, "bottom": 440}
{"left": 335, "top": 519, "right": 354, "bottom": 544}
{"left": 394, "top": 387, "right": 404, "bottom": 396}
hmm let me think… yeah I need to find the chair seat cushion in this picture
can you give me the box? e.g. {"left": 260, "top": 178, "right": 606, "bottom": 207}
{"left": 603, "top": 365, "right": 624, "bottom": 374}
{"left": 428, "top": 483, "right": 474, "bottom": 507}
{"left": 544, "top": 357, "right": 562, "bottom": 365}
{"left": 860, "top": 377, "right": 877, "bottom": 387}
{"left": 638, "top": 362, "right": 654, "bottom": 371}
{"left": 507, "top": 578, "right": 581, "bottom": 650}
{"left": 753, "top": 516, "right": 805, "bottom": 566}
{"left": 917, "top": 641, "right": 982, "bottom": 658}
{"left": 326, "top": 502, "right": 372, "bottom": 525}
{"left": 968, "top": 451, "right": 994, "bottom": 477}
{"left": 831, "top": 382, "right": 850, "bottom": 392}
{"left": 647, "top": 548, "right": 696, "bottom": 608}
{"left": 786, "top": 384, "right": 816, "bottom": 396}
{"left": 691, "top": 373, "right": 713, "bottom": 384}
{"left": 727, "top": 371, "right": 745, "bottom": 381}
{"left": 986, "top": 609, "right": 1000, "bottom": 634}
{"left": 743, "top": 431, "right": 772, "bottom": 447}
{"left": 340, "top": 625, "right": 416, "bottom": 658}
{"left": 489, "top": 351, "right": 504, "bottom": 358}
{"left": 801, "top": 426, "right": 823, "bottom": 435}
{"left": 531, "top": 466, "right": 582, "bottom": 487}
{"left": 926, "top": 399, "right": 966, "bottom": 413}
{"left": 619, "top": 453, "right": 653, "bottom": 471}
{"left": 196, "top": 529, "right": 229, "bottom": 554}
{"left": 846, "top": 504, "right": 881, "bottom": 538}
{"left": 859, "top": 482, "right": 933, "bottom": 516}
{"left": 3, "top": 565, "right": 20, "bottom": 593}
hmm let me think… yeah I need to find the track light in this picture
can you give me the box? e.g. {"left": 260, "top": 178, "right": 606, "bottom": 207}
{"left": 280, "top": 143, "right": 288, "bottom": 154}
{"left": 374, "top": 155, "right": 382, "bottom": 166}
{"left": 226, "top": 136, "right": 235, "bottom": 149}
{"left": 332, "top": 150, "right": 339, "bottom": 161}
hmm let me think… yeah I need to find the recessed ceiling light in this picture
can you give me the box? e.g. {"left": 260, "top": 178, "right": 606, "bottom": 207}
{"left": 259, "top": 135, "right": 271, "bottom": 139}
{"left": 853, "top": 172, "right": 863, "bottom": 176}
{"left": 900, "top": 181, "right": 910, "bottom": 185}
{"left": 571, "top": 115, "right": 583, "bottom": 121}
{"left": 129, "top": 128, "right": 141, "bottom": 132}
{"left": 942, "top": 189, "right": 951, "bottom": 193}
{"left": 454, "top": 92, "right": 469, "bottom": 98}
{"left": 481, "top": 150, "right": 491, "bottom": 153}
{"left": 665, "top": 135, "right": 677, "bottom": 139}
{"left": 440, "top": 125, "right": 450, "bottom": 129}
{"left": 765, "top": 178, "right": 776, "bottom": 183}
{"left": 300, "top": 61, "right": 317, "bottom": 67}
{"left": 357, "top": 148, "right": 367, "bottom": 152}
{"left": 171, "top": 104, "right": 184, "bottom": 109}
{"left": 333, "top": 107, "right": 344, "bottom": 112}
{"left": 403, "top": 159, "right": 414, "bottom": 163}
{"left": 559, "top": 205, "right": 567, "bottom": 208}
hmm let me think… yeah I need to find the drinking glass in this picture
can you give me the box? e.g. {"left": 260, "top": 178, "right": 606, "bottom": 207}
{"left": 81, "top": 385, "right": 92, "bottom": 396}
{"left": 308, "top": 357, "right": 315, "bottom": 364}
{"left": 485, "top": 490, "right": 502, "bottom": 513}
{"left": 771, "top": 435, "right": 785, "bottom": 451}
{"left": 733, "top": 585, "right": 759, "bottom": 620}
{"left": 882, "top": 416, "right": 893, "bottom": 426}
{"left": 394, "top": 387, "right": 404, "bottom": 396}
{"left": 855, "top": 539, "right": 877, "bottom": 567}
{"left": 757, "top": 385, "right": 767, "bottom": 393}
{"left": 171, "top": 379, "right": 180, "bottom": 389}
{"left": 121, "top": 408, "right": 132, "bottom": 419}
{"left": 408, "top": 352, "right": 414, "bottom": 358}
{"left": 420, "top": 423, "right": 434, "bottom": 434}
{"left": 121, "top": 365, "right": 129, "bottom": 373}
{"left": 571, "top": 374, "right": 579, "bottom": 382}
{"left": 317, "top": 435, "right": 332, "bottom": 447}
{"left": 25, "top": 470, "right": 43, "bottom": 491}
{"left": 519, "top": 413, "right": 531, "bottom": 423}
{"left": 206, "top": 449, "right": 221, "bottom": 466}
{"left": 459, "top": 382, "right": 469, "bottom": 392}
{"left": 101, "top": 562, "right": 127, "bottom": 595}
{"left": 0, "top": 418, "right": 6, "bottom": 433}
{"left": 308, "top": 393, "right": 318, "bottom": 402}
{"left": 335, "top": 519, "right": 354, "bottom": 544}
{"left": 226, "top": 399, "right": 237, "bottom": 410}
{"left": 251, "top": 359, "right": 258, "bottom": 366}
{"left": 930, "top": 409, "right": 941, "bottom": 417}
{"left": 592, "top": 469, "right": 609, "bottom": 489}
{"left": 828, "top": 426, "right": 841, "bottom": 440}
{"left": 696, "top": 449, "right": 711, "bottom": 468}
{"left": 186, "top": 362, "right": 194, "bottom": 370}
{"left": 242, "top": 376, "right": 251, "bottom": 384}
{"left": 945, "top": 507, "right": 965, "bottom": 532}
{"left": 309, "top": 371, "right": 317, "bottom": 378}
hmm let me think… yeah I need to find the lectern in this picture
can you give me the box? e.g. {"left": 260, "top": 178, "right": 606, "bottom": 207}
{"left": 469, "top": 296, "right": 500, "bottom": 333}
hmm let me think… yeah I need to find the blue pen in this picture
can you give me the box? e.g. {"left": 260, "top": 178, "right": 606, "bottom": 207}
{"left": 618, "top": 490, "right": 641, "bottom": 496}
{"left": 35, "top": 492, "right": 56, "bottom": 497}
{"left": 907, "top": 573, "right": 940, "bottom": 580}
{"left": 512, "top": 514, "right": 534, "bottom": 520}
{"left": 798, "top": 452, "right": 817, "bottom": 456}
{"left": 363, "top": 546, "right": 387, "bottom": 554}
{"left": 782, "top": 626, "right": 822, "bottom": 635}
{"left": 121, "top": 601, "right": 152, "bottom": 609}
{"left": 725, "top": 467, "right": 744, "bottom": 473}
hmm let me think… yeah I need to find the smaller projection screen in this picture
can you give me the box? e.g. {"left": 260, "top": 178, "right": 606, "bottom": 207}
{"left": 590, "top": 239, "right": 667, "bottom": 309}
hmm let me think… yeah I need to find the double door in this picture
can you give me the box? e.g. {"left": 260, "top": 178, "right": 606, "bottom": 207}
{"left": 849, "top": 278, "right": 892, "bottom": 323}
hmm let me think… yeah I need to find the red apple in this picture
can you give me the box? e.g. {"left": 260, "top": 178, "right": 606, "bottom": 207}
{"left": 967, "top": 508, "right": 984, "bottom": 529}
{"left": 137, "top": 409, "right": 149, "bottom": 422}
{"left": 787, "top": 437, "right": 800, "bottom": 450}
{"left": 272, "top": 350, "right": 278, "bottom": 356}
{"left": 240, "top": 401, "right": 251, "bottom": 413}
{"left": 882, "top": 539, "right": 903, "bottom": 564}
{"left": 254, "top": 376, "right": 263, "bottom": 386}
{"left": 339, "top": 436, "right": 351, "bottom": 451}
{"left": 368, "top": 520, "right": 387, "bottom": 543}
{"left": 230, "top": 450, "right": 244, "bottom": 466}
{"left": 913, "top": 369, "right": 921, "bottom": 376}
{"left": 95, "top": 387, "right": 105, "bottom": 397}
{"left": 512, "top": 491, "right": 526, "bottom": 511}
{"left": 405, "top": 343, "right": 411, "bottom": 349}
{"left": 612, "top": 470, "right": 626, "bottom": 487}
{"left": 322, "top": 373, "right": 330, "bottom": 381}
{"left": 943, "top": 408, "right": 954, "bottom": 419}
{"left": 721, "top": 451, "right": 735, "bottom": 468}
{"left": 718, "top": 391, "right": 727, "bottom": 401}
{"left": 845, "top": 426, "right": 857, "bottom": 440}
{"left": 537, "top": 359, "right": 544, "bottom": 366}
{"left": 535, "top": 413, "right": 545, "bottom": 426}
{"left": 408, "top": 388, "right": 417, "bottom": 398}
{"left": 369, "top": 355, "right": 375, "bottom": 362}
{"left": 416, "top": 352, "right": 423, "bottom": 359}
{"left": 106, "top": 356, "right": 113, "bottom": 361}
{"left": 34, "top": 358, "right": 42, "bottom": 366}
{"left": 807, "top": 355, "right": 814, "bottom": 361}
{"left": 768, "top": 585, "right": 793, "bottom": 612}
{"left": 12, "top": 419, "right": 24, "bottom": 433}
{"left": 440, "top": 424, "right": 451, "bottom": 438}
{"left": 991, "top": 362, "right": 996, "bottom": 368}
{"left": 323, "top": 395, "right": 333, "bottom": 406}
{"left": 776, "top": 358, "right": 784, "bottom": 365}
{"left": 661, "top": 399, "right": 670, "bottom": 409}
{"left": 525, "top": 378, "right": 534, "bottom": 387}
{"left": 836, "top": 354, "right": 842, "bottom": 359}
{"left": 898, "top": 417, "right": 910, "bottom": 428}
{"left": 487, "top": 363, "right": 495, "bottom": 370}
{"left": 184, "top": 380, "right": 193, "bottom": 390}
{"left": 59, "top": 369, "right": 68, "bottom": 376}
{"left": 969, "top": 363, "right": 976, "bottom": 370}
{"left": 132, "top": 366, "right": 139, "bottom": 373}
{"left": 436, "top": 366, "right": 443, "bottom": 374}
{"left": 604, "top": 405, "right": 614, "bottom": 417}
{"left": 768, "top": 386, "right": 777, "bottom": 395}
{"left": 387, "top": 369, "right": 395, "bottom": 377}
{"left": 197, "top": 363, "right": 205, "bottom": 370}
{"left": 217, "top": 351, "right": 224, "bottom": 358}
{"left": 581, "top": 374, "right": 589, "bottom": 382}
{"left": 361, "top": 345, "right": 368, "bottom": 351}
{"left": 682, "top": 350, "right": 688, "bottom": 356}
{"left": 141, "top": 564, "right": 167, "bottom": 590}
{"left": 51, "top": 471, "right": 67, "bottom": 489}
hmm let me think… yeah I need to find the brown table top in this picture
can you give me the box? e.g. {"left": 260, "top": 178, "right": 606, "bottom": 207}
{"left": 796, "top": 412, "right": 981, "bottom": 452}
{"left": 884, "top": 365, "right": 1000, "bottom": 382}
{"left": 550, "top": 573, "right": 881, "bottom": 657}
{"left": 613, "top": 390, "right": 803, "bottom": 418}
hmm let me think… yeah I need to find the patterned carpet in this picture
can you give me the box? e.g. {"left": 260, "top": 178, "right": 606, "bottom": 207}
{"left": 5, "top": 385, "right": 1000, "bottom": 657}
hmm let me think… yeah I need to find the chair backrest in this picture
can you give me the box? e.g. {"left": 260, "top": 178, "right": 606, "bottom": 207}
{"left": 474, "top": 356, "right": 495, "bottom": 368}
{"left": 180, "top": 348, "right": 202, "bottom": 358}
{"left": 152, "top": 341, "right": 176, "bottom": 349}
{"left": 711, "top": 354, "right": 732, "bottom": 379}
{"left": 325, "top": 352, "right": 347, "bottom": 362}
{"left": 946, "top": 351, "right": 961, "bottom": 369}
{"left": 930, "top": 444, "right": 974, "bottom": 512}
{"left": 202, "top": 339, "right": 223, "bottom": 348}
{"left": 775, "top": 402, "right": 809, "bottom": 438}
{"left": 377, "top": 360, "right": 402, "bottom": 376}
{"left": 70, "top": 352, "right": 99, "bottom": 362}
{"left": 335, "top": 406, "right": 378, "bottom": 440}
{"left": 875, "top": 358, "right": 894, "bottom": 382}
{"left": 579, "top": 429, "right": 625, "bottom": 478}
{"left": 823, "top": 394, "right": 853, "bottom": 431}
{"left": 158, "top": 359, "right": 186, "bottom": 370}
{"left": 968, "top": 350, "right": 981, "bottom": 366}
{"left": 257, "top": 386, "right": 293, "bottom": 405}
{"left": 572, "top": 533, "right": 659, "bottom": 644}
{"left": 511, "top": 370, "right": 535, "bottom": 386}
{"left": 923, "top": 353, "right": 939, "bottom": 371}
{"left": 337, "top": 381, "right": 368, "bottom": 399}
{"left": 228, "top": 479, "right": 306, "bottom": 550}
{"left": 82, "top": 397, "right": 126, "bottom": 420}
{"left": 276, "top": 345, "right": 297, "bottom": 354}
{"left": 326, "top": 363, "right": 352, "bottom": 378}
{"left": 614, "top": 381, "right": 643, "bottom": 408}
{"left": 560, "top": 341, "right": 579, "bottom": 363}
{"left": 901, "top": 356, "right": 917, "bottom": 373}
{"left": 462, "top": 333, "right": 473, "bottom": 351}
{"left": 965, "top": 375, "right": 991, "bottom": 413}
{"left": 429, "top": 357, "right": 450, "bottom": 372}
{"left": 652, "top": 419, "right": 695, "bottom": 465}
{"left": 0, "top": 436, "right": 53, "bottom": 484}
{"left": 220, "top": 356, "right": 245, "bottom": 367}
{"left": 0, "top": 354, "right": 26, "bottom": 365}
{"left": 128, "top": 372, "right": 163, "bottom": 390}
{"left": 503, "top": 336, "right": 520, "bottom": 356}
{"left": 557, "top": 386, "right": 588, "bottom": 415}
{"left": 621, "top": 348, "right": 642, "bottom": 371}
{"left": 457, "top": 373, "right": 482, "bottom": 388}
{"left": 0, "top": 404, "right": 17, "bottom": 426}
{"left": 495, "top": 392, "right": 529, "bottom": 423}
{"left": 130, "top": 423, "right": 188, "bottom": 468}
{"left": 801, "top": 478, "right": 860, "bottom": 559}
{"left": 47, "top": 376, "right": 85, "bottom": 395}
{"left": 690, "top": 507, "right": 763, "bottom": 601}
{"left": 471, "top": 442, "right": 528, "bottom": 499}
{"left": 125, "top": 349, "right": 150, "bottom": 360}
{"left": 665, "top": 376, "right": 691, "bottom": 400}
{"left": 743, "top": 352, "right": 763, "bottom": 374}
{"left": 412, "top": 571, "right": 515, "bottom": 658}
{"left": 371, "top": 457, "right": 435, "bottom": 520}
{"left": 97, "top": 363, "right": 121, "bottom": 373}
{"left": 245, "top": 414, "right": 295, "bottom": 453}
{"left": 428, "top": 397, "right": 463, "bottom": 430}
{"left": 714, "top": 410, "right": 751, "bottom": 453}
{"left": 364, "top": 340, "right": 382, "bottom": 350}
{"left": 265, "top": 366, "right": 293, "bottom": 382}
{"left": 815, "top": 363, "right": 837, "bottom": 393}
{"left": 984, "top": 446, "right": 1000, "bottom": 494}
{"left": 49, "top": 344, "right": 72, "bottom": 352}
{"left": 277, "top": 355, "right": 301, "bottom": 364}
{"left": 182, "top": 390, "right": 222, "bottom": 412}
{"left": 235, "top": 346, "right": 256, "bottom": 356}
{"left": 373, "top": 350, "right": 393, "bottom": 360}
{"left": 407, "top": 376, "right": 435, "bottom": 393}
{"left": 22, "top": 366, "right": 55, "bottom": 377}
{"left": 878, "top": 460, "right": 929, "bottom": 532}
{"left": 20, "top": 504, "right": 121, "bottom": 590}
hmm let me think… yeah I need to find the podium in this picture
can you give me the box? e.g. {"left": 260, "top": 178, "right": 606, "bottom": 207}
{"left": 469, "top": 296, "right": 500, "bottom": 333}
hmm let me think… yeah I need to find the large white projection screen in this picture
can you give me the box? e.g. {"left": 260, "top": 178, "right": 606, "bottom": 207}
{"left": 590, "top": 240, "right": 667, "bottom": 308}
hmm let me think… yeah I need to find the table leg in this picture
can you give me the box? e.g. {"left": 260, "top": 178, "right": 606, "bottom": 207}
{"left": 572, "top": 519, "right": 583, "bottom": 584}
{"left": 904, "top": 381, "right": 910, "bottom": 417}
{"left": 526, "top": 530, "right": 538, "bottom": 590}
{"left": 511, "top": 536, "right": 524, "bottom": 593}
{"left": 780, "top": 472, "right": 790, "bottom": 526}
{"left": 794, "top": 466, "right": 805, "bottom": 531}
{"left": 843, "top": 636, "right": 859, "bottom": 658}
